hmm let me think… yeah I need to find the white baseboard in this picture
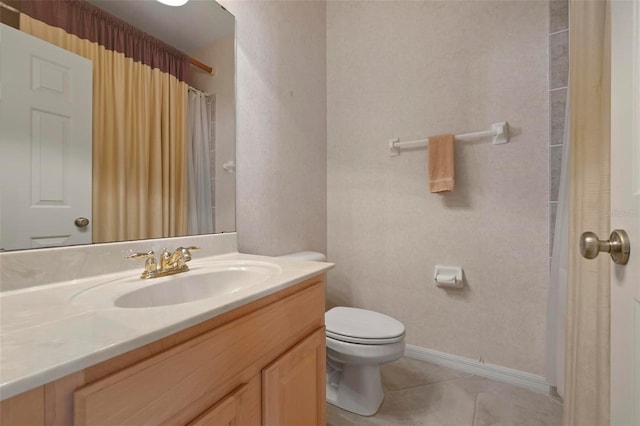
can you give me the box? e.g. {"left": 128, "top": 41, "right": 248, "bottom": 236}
{"left": 404, "top": 344, "right": 551, "bottom": 395}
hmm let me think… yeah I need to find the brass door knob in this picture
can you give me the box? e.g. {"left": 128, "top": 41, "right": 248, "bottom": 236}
{"left": 74, "top": 217, "right": 90, "bottom": 228}
{"left": 580, "top": 229, "right": 630, "bottom": 265}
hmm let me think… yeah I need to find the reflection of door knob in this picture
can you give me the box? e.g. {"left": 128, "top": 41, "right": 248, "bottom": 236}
{"left": 579, "top": 229, "right": 630, "bottom": 265}
{"left": 74, "top": 217, "right": 90, "bottom": 228}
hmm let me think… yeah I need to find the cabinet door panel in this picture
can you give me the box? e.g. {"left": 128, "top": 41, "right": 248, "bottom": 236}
{"left": 262, "top": 327, "right": 326, "bottom": 426}
{"left": 188, "top": 382, "right": 250, "bottom": 426}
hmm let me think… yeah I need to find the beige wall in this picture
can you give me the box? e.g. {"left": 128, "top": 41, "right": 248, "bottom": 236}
{"left": 221, "top": 0, "right": 327, "bottom": 256}
{"left": 327, "top": 1, "right": 549, "bottom": 375}
{"left": 189, "top": 35, "right": 237, "bottom": 234}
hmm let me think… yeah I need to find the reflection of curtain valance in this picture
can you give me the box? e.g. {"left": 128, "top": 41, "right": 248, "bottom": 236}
{"left": 19, "top": 0, "right": 189, "bottom": 81}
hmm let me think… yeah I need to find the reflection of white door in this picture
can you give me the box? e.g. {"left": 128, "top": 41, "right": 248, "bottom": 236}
{"left": 0, "top": 24, "right": 92, "bottom": 250}
{"left": 610, "top": 1, "right": 640, "bottom": 425}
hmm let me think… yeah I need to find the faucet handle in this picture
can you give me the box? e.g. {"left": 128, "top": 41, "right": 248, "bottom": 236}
{"left": 177, "top": 246, "right": 199, "bottom": 262}
{"left": 126, "top": 250, "right": 158, "bottom": 279}
{"left": 126, "top": 250, "right": 155, "bottom": 260}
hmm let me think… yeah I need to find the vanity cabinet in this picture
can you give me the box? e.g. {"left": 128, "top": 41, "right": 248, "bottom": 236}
{"left": 0, "top": 275, "right": 326, "bottom": 426}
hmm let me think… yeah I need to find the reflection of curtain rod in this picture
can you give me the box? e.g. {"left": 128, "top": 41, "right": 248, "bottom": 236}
{"left": 0, "top": 1, "right": 19, "bottom": 13}
{"left": 190, "top": 57, "right": 215, "bottom": 76}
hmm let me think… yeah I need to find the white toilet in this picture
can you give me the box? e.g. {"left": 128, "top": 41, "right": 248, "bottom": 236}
{"left": 279, "top": 252, "right": 406, "bottom": 416}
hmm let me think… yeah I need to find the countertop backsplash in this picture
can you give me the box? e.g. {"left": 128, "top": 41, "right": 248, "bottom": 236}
{"left": 0, "top": 233, "right": 239, "bottom": 292}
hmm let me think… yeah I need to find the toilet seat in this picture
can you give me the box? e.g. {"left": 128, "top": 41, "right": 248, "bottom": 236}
{"left": 326, "top": 307, "right": 405, "bottom": 345}
{"left": 326, "top": 330, "right": 404, "bottom": 345}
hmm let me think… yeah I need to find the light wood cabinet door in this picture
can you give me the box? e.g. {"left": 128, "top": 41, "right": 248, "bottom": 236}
{"left": 188, "top": 382, "right": 254, "bottom": 426}
{"left": 262, "top": 327, "right": 326, "bottom": 426}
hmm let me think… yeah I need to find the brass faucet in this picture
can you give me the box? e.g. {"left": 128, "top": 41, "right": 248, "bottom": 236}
{"left": 126, "top": 246, "right": 199, "bottom": 279}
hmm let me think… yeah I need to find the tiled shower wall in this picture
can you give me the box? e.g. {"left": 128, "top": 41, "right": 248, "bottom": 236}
{"left": 549, "top": 0, "right": 569, "bottom": 255}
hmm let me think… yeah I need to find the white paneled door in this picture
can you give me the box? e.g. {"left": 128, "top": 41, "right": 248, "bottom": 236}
{"left": 610, "top": 1, "right": 640, "bottom": 425}
{"left": 0, "top": 24, "right": 92, "bottom": 250}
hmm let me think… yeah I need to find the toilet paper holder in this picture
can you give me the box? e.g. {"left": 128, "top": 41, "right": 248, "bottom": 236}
{"left": 434, "top": 265, "right": 463, "bottom": 288}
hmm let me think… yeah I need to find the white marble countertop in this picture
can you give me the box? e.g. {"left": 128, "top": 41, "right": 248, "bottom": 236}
{"left": 0, "top": 252, "right": 333, "bottom": 401}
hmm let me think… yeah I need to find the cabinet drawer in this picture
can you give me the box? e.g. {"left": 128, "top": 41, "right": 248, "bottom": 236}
{"left": 74, "top": 281, "right": 324, "bottom": 425}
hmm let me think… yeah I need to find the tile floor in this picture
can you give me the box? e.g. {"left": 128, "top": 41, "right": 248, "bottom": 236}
{"left": 326, "top": 358, "right": 562, "bottom": 426}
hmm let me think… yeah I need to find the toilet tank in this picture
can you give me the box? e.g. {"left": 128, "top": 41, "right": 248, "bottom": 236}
{"left": 279, "top": 251, "right": 326, "bottom": 262}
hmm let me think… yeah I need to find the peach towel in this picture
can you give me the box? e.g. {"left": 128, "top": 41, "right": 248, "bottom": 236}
{"left": 428, "top": 134, "right": 455, "bottom": 192}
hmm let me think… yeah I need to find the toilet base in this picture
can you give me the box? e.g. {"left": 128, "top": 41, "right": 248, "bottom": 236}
{"left": 326, "top": 361, "right": 384, "bottom": 416}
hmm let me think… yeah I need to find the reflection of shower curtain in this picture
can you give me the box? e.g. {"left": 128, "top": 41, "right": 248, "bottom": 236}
{"left": 187, "top": 89, "right": 214, "bottom": 235}
{"left": 546, "top": 94, "right": 570, "bottom": 397}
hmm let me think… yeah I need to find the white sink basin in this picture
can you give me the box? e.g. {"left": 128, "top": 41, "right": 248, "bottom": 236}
{"left": 70, "top": 261, "right": 282, "bottom": 308}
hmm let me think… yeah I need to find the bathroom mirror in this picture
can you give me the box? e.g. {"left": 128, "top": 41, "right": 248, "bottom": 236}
{"left": 0, "top": 0, "right": 235, "bottom": 251}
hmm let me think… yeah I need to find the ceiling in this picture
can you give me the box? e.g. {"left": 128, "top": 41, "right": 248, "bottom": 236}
{"left": 87, "top": 0, "right": 234, "bottom": 54}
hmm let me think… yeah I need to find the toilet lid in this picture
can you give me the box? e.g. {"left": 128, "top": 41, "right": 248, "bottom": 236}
{"left": 325, "top": 307, "right": 405, "bottom": 344}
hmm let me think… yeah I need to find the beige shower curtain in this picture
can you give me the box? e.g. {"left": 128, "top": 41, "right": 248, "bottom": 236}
{"left": 563, "top": 1, "right": 611, "bottom": 424}
{"left": 20, "top": 12, "right": 188, "bottom": 243}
